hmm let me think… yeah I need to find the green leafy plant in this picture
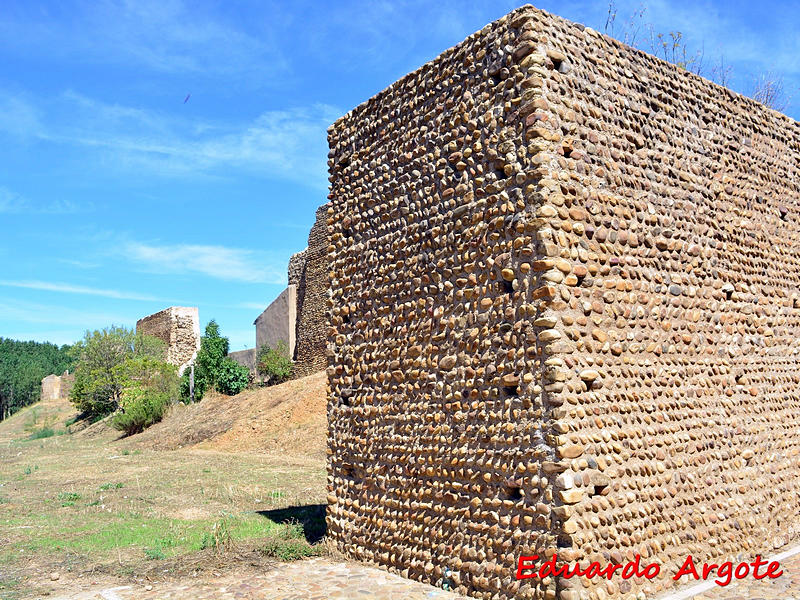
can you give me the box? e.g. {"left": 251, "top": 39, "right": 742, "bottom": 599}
{"left": 99, "top": 482, "right": 124, "bottom": 491}
{"left": 58, "top": 491, "right": 81, "bottom": 507}
{"left": 215, "top": 358, "right": 250, "bottom": 395}
{"left": 29, "top": 426, "right": 55, "bottom": 440}
{"left": 256, "top": 340, "right": 293, "bottom": 386}
{"left": 144, "top": 547, "right": 166, "bottom": 560}
{"left": 261, "top": 522, "right": 319, "bottom": 561}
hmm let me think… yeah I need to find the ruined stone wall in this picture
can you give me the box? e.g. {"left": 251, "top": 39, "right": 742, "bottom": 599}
{"left": 294, "top": 204, "right": 330, "bottom": 377}
{"left": 327, "top": 4, "right": 800, "bottom": 600}
{"left": 288, "top": 249, "right": 307, "bottom": 286}
{"left": 136, "top": 307, "right": 201, "bottom": 375}
{"left": 40, "top": 371, "right": 74, "bottom": 401}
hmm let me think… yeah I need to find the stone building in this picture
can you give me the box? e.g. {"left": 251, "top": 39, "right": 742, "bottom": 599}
{"left": 255, "top": 285, "right": 297, "bottom": 357}
{"left": 136, "top": 306, "right": 201, "bottom": 375}
{"left": 325, "top": 5, "right": 800, "bottom": 600}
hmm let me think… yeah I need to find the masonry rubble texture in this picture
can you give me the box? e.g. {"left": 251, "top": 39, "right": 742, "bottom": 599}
{"left": 40, "top": 371, "right": 74, "bottom": 401}
{"left": 288, "top": 249, "right": 308, "bottom": 286}
{"left": 325, "top": 5, "right": 800, "bottom": 600}
{"left": 293, "top": 203, "right": 330, "bottom": 377}
{"left": 135, "top": 307, "right": 201, "bottom": 375}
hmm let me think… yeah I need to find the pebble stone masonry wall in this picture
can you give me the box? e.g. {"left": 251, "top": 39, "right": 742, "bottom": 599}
{"left": 294, "top": 204, "right": 330, "bottom": 377}
{"left": 326, "top": 4, "right": 800, "bottom": 600}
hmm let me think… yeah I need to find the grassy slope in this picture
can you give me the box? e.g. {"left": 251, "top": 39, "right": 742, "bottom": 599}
{"left": 0, "top": 373, "right": 328, "bottom": 599}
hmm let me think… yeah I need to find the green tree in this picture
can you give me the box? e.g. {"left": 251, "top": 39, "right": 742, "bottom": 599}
{"left": 70, "top": 326, "right": 166, "bottom": 418}
{"left": 181, "top": 320, "right": 249, "bottom": 401}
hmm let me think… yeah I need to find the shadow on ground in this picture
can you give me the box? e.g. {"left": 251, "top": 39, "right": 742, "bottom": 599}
{"left": 258, "top": 504, "right": 327, "bottom": 543}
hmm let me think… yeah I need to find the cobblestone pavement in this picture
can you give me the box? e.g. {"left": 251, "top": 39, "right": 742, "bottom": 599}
{"left": 45, "top": 550, "right": 799, "bottom": 600}
{"left": 51, "top": 559, "right": 470, "bottom": 600}
{"left": 679, "top": 548, "right": 800, "bottom": 600}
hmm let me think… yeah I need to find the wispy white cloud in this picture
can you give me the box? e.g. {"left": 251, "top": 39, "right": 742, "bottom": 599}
{"left": 125, "top": 242, "right": 286, "bottom": 284}
{"left": 0, "top": 92, "right": 43, "bottom": 138}
{"left": 0, "top": 298, "right": 134, "bottom": 330}
{"left": 0, "top": 0, "right": 289, "bottom": 82}
{"left": 0, "top": 186, "right": 81, "bottom": 214}
{"left": 0, "top": 279, "right": 162, "bottom": 302}
{"left": 237, "top": 302, "right": 269, "bottom": 311}
{"left": 18, "top": 91, "right": 339, "bottom": 188}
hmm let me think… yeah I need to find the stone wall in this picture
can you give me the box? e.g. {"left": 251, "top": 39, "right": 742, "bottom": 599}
{"left": 40, "top": 371, "right": 74, "bottom": 401}
{"left": 136, "top": 307, "right": 201, "bottom": 375}
{"left": 255, "top": 285, "right": 297, "bottom": 357}
{"left": 326, "top": 5, "right": 800, "bottom": 600}
{"left": 293, "top": 204, "right": 330, "bottom": 377}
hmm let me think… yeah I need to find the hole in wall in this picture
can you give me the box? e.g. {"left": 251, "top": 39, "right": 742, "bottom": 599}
{"left": 504, "top": 384, "right": 519, "bottom": 397}
{"left": 504, "top": 478, "right": 523, "bottom": 500}
{"left": 505, "top": 485, "right": 522, "bottom": 500}
{"left": 502, "top": 279, "right": 514, "bottom": 294}
{"left": 592, "top": 484, "right": 608, "bottom": 497}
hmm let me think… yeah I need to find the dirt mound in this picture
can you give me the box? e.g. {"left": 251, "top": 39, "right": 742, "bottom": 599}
{"left": 128, "top": 371, "right": 327, "bottom": 458}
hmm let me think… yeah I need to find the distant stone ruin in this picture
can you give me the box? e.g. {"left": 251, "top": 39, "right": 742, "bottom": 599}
{"left": 40, "top": 371, "right": 74, "bottom": 401}
{"left": 325, "top": 5, "right": 800, "bottom": 600}
{"left": 136, "top": 306, "right": 201, "bottom": 375}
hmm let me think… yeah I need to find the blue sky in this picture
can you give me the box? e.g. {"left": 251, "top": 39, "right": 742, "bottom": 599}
{"left": 1, "top": 0, "right": 797, "bottom": 351}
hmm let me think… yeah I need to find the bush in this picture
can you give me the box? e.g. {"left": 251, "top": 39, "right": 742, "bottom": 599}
{"left": 29, "top": 426, "right": 55, "bottom": 440}
{"left": 261, "top": 522, "right": 319, "bottom": 561}
{"left": 256, "top": 341, "right": 293, "bottom": 385}
{"left": 110, "top": 357, "right": 179, "bottom": 436}
{"left": 215, "top": 358, "right": 250, "bottom": 396}
{"left": 112, "top": 388, "right": 171, "bottom": 436}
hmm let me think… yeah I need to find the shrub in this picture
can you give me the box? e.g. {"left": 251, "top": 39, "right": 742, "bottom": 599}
{"left": 110, "top": 356, "right": 178, "bottom": 436}
{"left": 256, "top": 340, "right": 293, "bottom": 385}
{"left": 112, "top": 388, "right": 171, "bottom": 436}
{"left": 261, "top": 522, "right": 319, "bottom": 561}
{"left": 215, "top": 358, "right": 250, "bottom": 396}
{"left": 29, "top": 426, "right": 55, "bottom": 440}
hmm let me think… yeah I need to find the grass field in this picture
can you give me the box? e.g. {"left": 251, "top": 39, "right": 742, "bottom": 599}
{"left": 0, "top": 418, "right": 327, "bottom": 599}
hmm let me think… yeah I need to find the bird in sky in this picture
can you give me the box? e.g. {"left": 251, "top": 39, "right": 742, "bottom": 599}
{"left": 183, "top": 93, "right": 191, "bottom": 104}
